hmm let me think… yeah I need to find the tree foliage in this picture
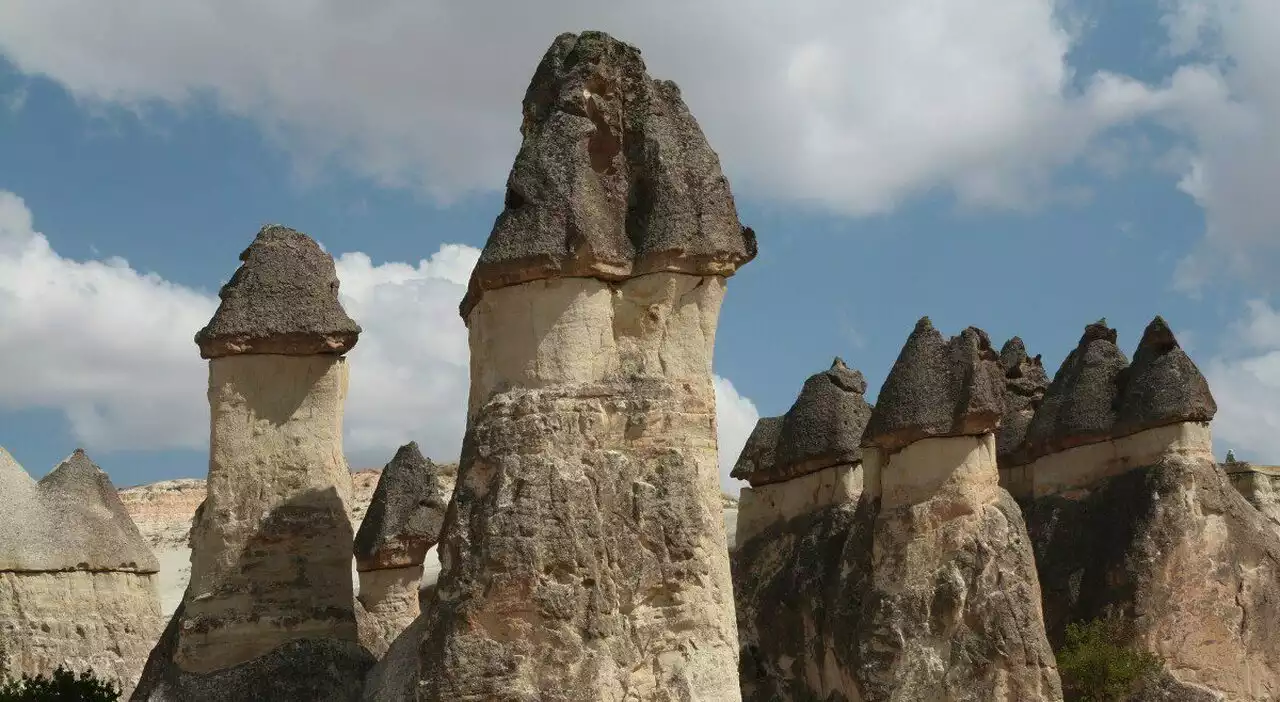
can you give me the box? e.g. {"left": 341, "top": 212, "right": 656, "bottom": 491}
{"left": 1056, "top": 611, "right": 1163, "bottom": 701}
{"left": 0, "top": 666, "right": 120, "bottom": 702}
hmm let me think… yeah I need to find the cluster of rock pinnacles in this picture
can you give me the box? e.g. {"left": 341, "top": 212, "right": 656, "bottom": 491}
{"left": 3, "top": 30, "right": 1280, "bottom": 702}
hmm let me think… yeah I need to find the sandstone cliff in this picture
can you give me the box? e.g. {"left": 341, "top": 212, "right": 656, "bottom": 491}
{"left": 133, "top": 225, "right": 374, "bottom": 701}
{"left": 407, "top": 30, "right": 754, "bottom": 701}
{"left": 1005, "top": 317, "right": 1280, "bottom": 701}
{"left": 0, "top": 448, "right": 163, "bottom": 697}
{"left": 1223, "top": 456, "right": 1280, "bottom": 535}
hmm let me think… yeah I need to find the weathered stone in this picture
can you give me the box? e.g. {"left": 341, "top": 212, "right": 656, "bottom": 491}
{"left": 1022, "top": 424, "right": 1280, "bottom": 700}
{"left": 729, "top": 416, "right": 782, "bottom": 486}
{"left": 139, "top": 225, "right": 369, "bottom": 697}
{"left": 863, "top": 318, "right": 1005, "bottom": 453}
{"left": 195, "top": 225, "right": 361, "bottom": 359}
{"left": 857, "top": 436, "right": 1063, "bottom": 701}
{"left": 766, "top": 358, "right": 871, "bottom": 484}
{"left": 354, "top": 443, "right": 450, "bottom": 658}
{"left": 1114, "top": 316, "right": 1217, "bottom": 436}
{"left": 1225, "top": 459, "right": 1280, "bottom": 534}
{"left": 996, "top": 337, "right": 1049, "bottom": 466}
{"left": 132, "top": 599, "right": 373, "bottom": 702}
{"left": 0, "top": 448, "right": 163, "bottom": 697}
{"left": 1019, "top": 320, "right": 1128, "bottom": 463}
{"left": 355, "top": 442, "right": 449, "bottom": 572}
{"left": 415, "top": 32, "right": 748, "bottom": 695}
{"left": 459, "top": 30, "right": 756, "bottom": 318}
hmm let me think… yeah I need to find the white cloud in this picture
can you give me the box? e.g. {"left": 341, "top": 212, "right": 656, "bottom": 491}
{"left": 1205, "top": 300, "right": 1280, "bottom": 462}
{"left": 0, "top": 191, "right": 758, "bottom": 491}
{"left": 1157, "top": 0, "right": 1280, "bottom": 292}
{"left": 0, "top": 0, "right": 1196, "bottom": 215}
{"left": 714, "top": 376, "right": 759, "bottom": 497}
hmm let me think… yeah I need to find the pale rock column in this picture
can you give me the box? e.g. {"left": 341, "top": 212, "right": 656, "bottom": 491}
{"left": 415, "top": 31, "right": 756, "bottom": 701}
{"left": 0, "top": 448, "right": 163, "bottom": 698}
{"left": 729, "top": 358, "right": 874, "bottom": 701}
{"left": 132, "top": 225, "right": 372, "bottom": 702}
{"left": 857, "top": 318, "right": 1063, "bottom": 702}
{"left": 354, "top": 442, "right": 449, "bottom": 657}
{"left": 1010, "top": 317, "right": 1280, "bottom": 700}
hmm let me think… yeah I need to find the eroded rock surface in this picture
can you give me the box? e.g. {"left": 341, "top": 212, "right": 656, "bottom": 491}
{"left": 731, "top": 359, "right": 874, "bottom": 701}
{"left": 1008, "top": 317, "right": 1280, "bottom": 700}
{"left": 0, "top": 448, "right": 163, "bottom": 697}
{"left": 134, "top": 225, "right": 370, "bottom": 701}
{"left": 1225, "top": 457, "right": 1280, "bottom": 534}
{"left": 414, "top": 30, "right": 751, "bottom": 701}
{"left": 855, "top": 321, "right": 1062, "bottom": 701}
{"left": 354, "top": 443, "right": 450, "bottom": 657}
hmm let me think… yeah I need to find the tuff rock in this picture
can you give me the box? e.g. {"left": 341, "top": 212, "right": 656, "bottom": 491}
{"left": 134, "top": 226, "right": 369, "bottom": 701}
{"left": 996, "top": 337, "right": 1049, "bottom": 467}
{"left": 410, "top": 30, "right": 750, "bottom": 701}
{"left": 1008, "top": 317, "right": 1280, "bottom": 700}
{"left": 0, "top": 448, "right": 163, "bottom": 697}
{"left": 730, "top": 360, "right": 874, "bottom": 701}
{"left": 857, "top": 321, "right": 1062, "bottom": 701}
{"left": 354, "top": 442, "right": 451, "bottom": 657}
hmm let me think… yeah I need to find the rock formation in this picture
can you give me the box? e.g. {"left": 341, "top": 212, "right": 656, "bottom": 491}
{"left": 730, "top": 358, "right": 875, "bottom": 701}
{"left": 1005, "top": 317, "right": 1280, "bottom": 700}
{"left": 409, "top": 30, "right": 754, "bottom": 701}
{"left": 995, "top": 337, "right": 1049, "bottom": 475}
{"left": 857, "top": 319, "right": 1062, "bottom": 701}
{"left": 354, "top": 442, "right": 450, "bottom": 657}
{"left": 0, "top": 447, "right": 163, "bottom": 696}
{"left": 1224, "top": 455, "right": 1280, "bottom": 534}
{"left": 133, "top": 225, "right": 374, "bottom": 701}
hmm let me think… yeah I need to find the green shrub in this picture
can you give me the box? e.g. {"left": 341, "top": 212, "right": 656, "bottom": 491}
{"left": 0, "top": 666, "right": 120, "bottom": 702}
{"left": 1056, "top": 611, "right": 1163, "bottom": 701}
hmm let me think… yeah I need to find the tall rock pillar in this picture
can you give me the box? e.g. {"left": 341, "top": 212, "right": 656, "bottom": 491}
{"left": 857, "top": 319, "right": 1062, "bottom": 701}
{"left": 417, "top": 31, "right": 756, "bottom": 701}
{"left": 133, "top": 225, "right": 373, "bottom": 702}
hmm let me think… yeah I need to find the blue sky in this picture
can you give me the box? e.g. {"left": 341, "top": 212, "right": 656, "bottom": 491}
{"left": 1, "top": 0, "right": 1279, "bottom": 491}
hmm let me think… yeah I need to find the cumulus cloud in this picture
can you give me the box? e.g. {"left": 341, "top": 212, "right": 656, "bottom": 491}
{"left": 0, "top": 0, "right": 1195, "bottom": 215}
{"left": 1157, "top": 0, "right": 1280, "bottom": 292}
{"left": 0, "top": 191, "right": 758, "bottom": 491}
{"left": 1205, "top": 300, "right": 1280, "bottom": 462}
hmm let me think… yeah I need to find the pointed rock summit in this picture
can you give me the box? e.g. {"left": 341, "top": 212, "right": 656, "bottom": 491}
{"left": 38, "top": 449, "right": 159, "bottom": 572}
{"left": 997, "top": 337, "right": 1050, "bottom": 464}
{"left": 1115, "top": 315, "right": 1217, "bottom": 435}
{"left": 734, "top": 358, "right": 871, "bottom": 486}
{"left": 354, "top": 442, "right": 448, "bottom": 571}
{"left": 460, "top": 30, "right": 757, "bottom": 317}
{"left": 1020, "top": 319, "right": 1129, "bottom": 462}
{"left": 863, "top": 317, "right": 1005, "bottom": 452}
{"left": 195, "top": 225, "right": 361, "bottom": 358}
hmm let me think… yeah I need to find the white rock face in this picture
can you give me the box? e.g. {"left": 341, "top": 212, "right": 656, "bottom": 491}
{"left": 177, "top": 354, "right": 360, "bottom": 674}
{"left": 735, "top": 462, "right": 862, "bottom": 544}
{"left": 417, "top": 273, "right": 741, "bottom": 700}
{"left": 1227, "top": 464, "right": 1280, "bottom": 535}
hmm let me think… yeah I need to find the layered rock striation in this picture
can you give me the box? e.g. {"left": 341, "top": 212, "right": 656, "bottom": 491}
{"left": 134, "top": 225, "right": 373, "bottom": 701}
{"left": 1005, "top": 317, "right": 1280, "bottom": 700}
{"left": 410, "top": 30, "right": 753, "bottom": 701}
{"left": 354, "top": 442, "right": 451, "bottom": 657}
{"left": 1224, "top": 455, "right": 1280, "bottom": 534}
{"left": 730, "top": 358, "right": 875, "bottom": 701}
{"left": 855, "top": 319, "right": 1062, "bottom": 701}
{"left": 0, "top": 448, "right": 163, "bottom": 696}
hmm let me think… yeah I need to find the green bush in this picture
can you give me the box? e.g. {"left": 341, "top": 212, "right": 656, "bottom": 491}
{"left": 1056, "top": 611, "right": 1163, "bottom": 701}
{"left": 0, "top": 666, "right": 120, "bottom": 702}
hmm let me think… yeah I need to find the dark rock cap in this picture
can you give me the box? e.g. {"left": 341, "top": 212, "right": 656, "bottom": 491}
{"left": 195, "top": 225, "right": 361, "bottom": 359}
{"left": 1018, "top": 320, "right": 1129, "bottom": 463}
{"left": 37, "top": 449, "right": 159, "bottom": 572}
{"left": 996, "top": 337, "right": 1050, "bottom": 464}
{"left": 758, "top": 358, "right": 871, "bottom": 485}
{"left": 354, "top": 442, "right": 450, "bottom": 571}
{"left": 1114, "top": 316, "right": 1217, "bottom": 435}
{"left": 460, "top": 31, "right": 757, "bottom": 318}
{"left": 863, "top": 318, "right": 1005, "bottom": 452}
{"left": 730, "top": 416, "right": 783, "bottom": 485}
